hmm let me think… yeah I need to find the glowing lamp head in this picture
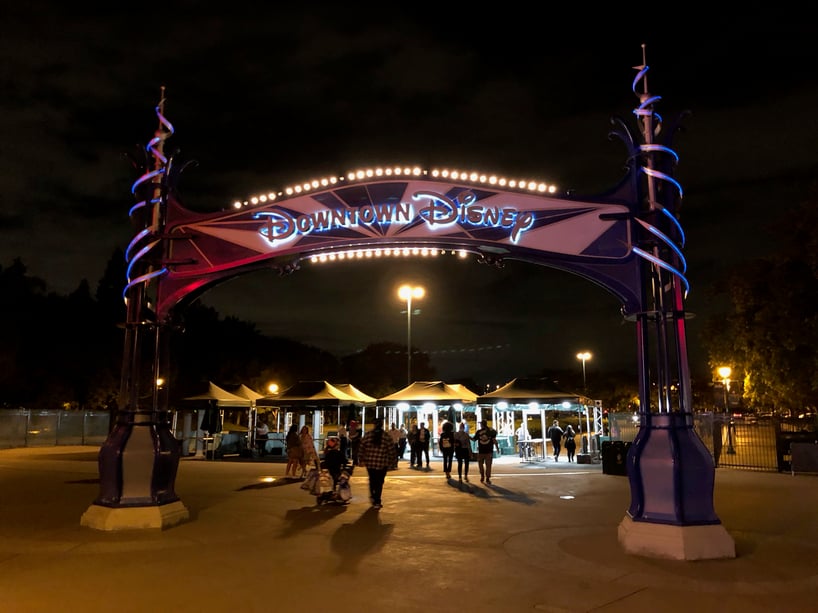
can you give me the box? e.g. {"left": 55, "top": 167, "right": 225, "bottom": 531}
{"left": 398, "top": 284, "right": 425, "bottom": 301}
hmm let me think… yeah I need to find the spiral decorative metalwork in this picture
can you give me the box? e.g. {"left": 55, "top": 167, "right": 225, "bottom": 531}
{"left": 123, "top": 100, "right": 173, "bottom": 299}
{"left": 630, "top": 61, "right": 689, "bottom": 297}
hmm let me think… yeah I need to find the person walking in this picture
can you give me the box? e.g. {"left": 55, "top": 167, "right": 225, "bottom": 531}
{"left": 439, "top": 421, "right": 456, "bottom": 479}
{"left": 299, "top": 424, "right": 319, "bottom": 475}
{"left": 285, "top": 424, "right": 303, "bottom": 478}
{"left": 453, "top": 421, "right": 472, "bottom": 482}
{"left": 388, "top": 422, "right": 401, "bottom": 469}
{"left": 563, "top": 424, "right": 577, "bottom": 462}
{"left": 321, "top": 435, "right": 347, "bottom": 488}
{"left": 398, "top": 423, "right": 408, "bottom": 460}
{"left": 408, "top": 424, "right": 420, "bottom": 468}
{"left": 348, "top": 420, "right": 362, "bottom": 466}
{"left": 417, "top": 422, "right": 431, "bottom": 469}
{"left": 515, "top": 422, "right": 532, "bottom": 459}
{"left": 337, "top": 422, "right": 349, "bottom": 460}
{"left": 472, "top": 420, "right": 500, "bottom": 484}
{"left": 357, "top": 418, "right": 397, "bottom": 509}
{"left": 548, "top": 419, "right": 564, "bottom": 461}
{"left": 255, "top": 414, "right": 270, "bottom": 458}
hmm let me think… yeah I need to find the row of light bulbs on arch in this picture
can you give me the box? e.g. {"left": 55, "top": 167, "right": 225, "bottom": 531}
{"left": 308, "top": 247, "right": 471, "bottom": 264}
{"left": 232, "top": 166, "right": 559, "bottom": 209}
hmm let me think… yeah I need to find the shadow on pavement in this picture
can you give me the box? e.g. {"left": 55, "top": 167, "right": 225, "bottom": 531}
{"left": 330, "top": 506, "right": 393, "bottom": 574}
{"left": 483, "top": 482, "right": 537, "bottom": 505}
{"left": 279, "top": 504, "right": 348, "bottom": 539}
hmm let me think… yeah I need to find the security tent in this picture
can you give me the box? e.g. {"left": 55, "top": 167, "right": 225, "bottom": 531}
{"left": 257, "top": 381, "right": 376, "bottom": 444}
{"left": 377, "top": 381, "right": 478, "bottom": 436}
{"left": 181, "top": 382, "right": 254, "bottom": 457}
{"left": 477, "top": 377, "right": 592, "bottom": 456}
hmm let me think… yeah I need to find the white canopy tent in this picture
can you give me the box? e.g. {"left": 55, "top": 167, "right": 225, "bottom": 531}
{"left": 477, "top": 377, "right": 593, "bottom": 457}
{"left": 256, "top": 381, "right": 376, "bottom": 446}
{"left": 181, "top": 382, "right": 254, "bottom": 457}
{"left": 377, "top": 381, "right": 478, "bottom": 437}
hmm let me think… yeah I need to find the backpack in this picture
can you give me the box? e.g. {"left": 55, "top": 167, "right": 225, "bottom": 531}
{"left": 441, "top": 436, "right": 452, "bottom": 448}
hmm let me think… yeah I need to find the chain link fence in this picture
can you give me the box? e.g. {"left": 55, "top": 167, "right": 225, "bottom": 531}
{"left": 0, "top": 409, "right": 110, "bottom": 449}
{"left": 604, "top": 412, "right": 818, "bottom": 473}
{"left": 1, "top": 409, "right": 815, "bottom": 473}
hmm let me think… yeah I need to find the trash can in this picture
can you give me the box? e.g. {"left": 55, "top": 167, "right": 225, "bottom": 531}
{"left": 777, "top": 431, "right": 818, "bottom": 472}
{"left": 601, "top": 440, "right": 629, "bottom": 475}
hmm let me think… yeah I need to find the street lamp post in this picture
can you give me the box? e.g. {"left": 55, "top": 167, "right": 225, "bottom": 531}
{"left": 576, "top": 351, "right": 592, "bottom": 393}
{"left": 576, "top": 351, "right": 593, "bottom": 455}
{"left": 718, "top": 366, "right": 736, "bottom": 454}
{"left": 398, "top": 285, "right": 425, "bottom": 385}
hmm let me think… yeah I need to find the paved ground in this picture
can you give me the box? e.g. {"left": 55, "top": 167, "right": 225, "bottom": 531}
{"left": 0, "top": 446, "right": 816, "bottom": 613}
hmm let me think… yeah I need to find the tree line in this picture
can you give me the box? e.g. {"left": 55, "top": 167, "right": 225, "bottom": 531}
{"left": 0, "top": 251, "right": 440, "bottom": 411}
{"left": 703, "top": 186, "right": 818, "bottom": 416}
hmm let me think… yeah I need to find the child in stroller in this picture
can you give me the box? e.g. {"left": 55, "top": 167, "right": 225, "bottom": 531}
{"left": 316, "top": 435, "right": 353, "bottom": 504}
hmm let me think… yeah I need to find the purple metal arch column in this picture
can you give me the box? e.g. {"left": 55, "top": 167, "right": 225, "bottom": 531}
{"left": 81, "top": 92, "right": 189, "bottom": 530}
{"left": 615, "top": 48, "right": 734, "bottom": 559}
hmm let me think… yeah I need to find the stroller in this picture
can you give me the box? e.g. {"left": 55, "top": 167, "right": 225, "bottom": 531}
{"left": 315, "top": 463, "right": 353, "bottom": 505}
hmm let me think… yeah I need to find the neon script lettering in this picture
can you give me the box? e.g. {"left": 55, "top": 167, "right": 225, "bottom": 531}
{"left": 254, "top": 191, "right": 534, "bottom": 244}
{"left": 412, "top": 191, "right": 534, "bottom": 242}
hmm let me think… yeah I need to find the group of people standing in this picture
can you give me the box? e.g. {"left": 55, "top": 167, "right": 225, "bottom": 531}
{"left": 284, "top": 423, "right": 320, "bottom": 478}
{"left": 433, "top": 419, "right": 501, "bottom": 484}
{"left": 407, "top": 422, "right": 432, "bottom": 469}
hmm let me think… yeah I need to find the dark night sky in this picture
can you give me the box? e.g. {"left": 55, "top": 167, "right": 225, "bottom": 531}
{"left": 3, "top": 4, "right": 818, "bottom": 387}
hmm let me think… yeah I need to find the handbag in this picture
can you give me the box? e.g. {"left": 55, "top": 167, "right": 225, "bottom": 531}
{"left": 314, "top": 469, "right": 333, "bottom": 496}
{"left": 300, "top": 468, "right": 318, "bottom": 491}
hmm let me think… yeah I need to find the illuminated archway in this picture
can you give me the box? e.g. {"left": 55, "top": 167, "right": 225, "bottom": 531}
{"left": 83, "top": 57, "right": 735, "bottom": 561}
{"left": 152, "top": 166, "right": 640, "bottom": 320}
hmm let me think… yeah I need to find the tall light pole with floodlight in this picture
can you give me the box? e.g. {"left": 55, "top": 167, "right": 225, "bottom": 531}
{"left": 576, "top": 351, "right": 592, "bottom": 393}
{"left": 576, "top": 351, "right": 593, "bottom": 454}
{"left": 718, "top": 366, "right": 736, "bottom": 454}
{"left": 398, "top": 285, "right": 425, "bottom": 385}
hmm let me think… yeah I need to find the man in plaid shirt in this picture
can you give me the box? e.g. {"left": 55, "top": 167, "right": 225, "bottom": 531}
{"left": 358, "top": 418, "right": 398, "bottom": 509}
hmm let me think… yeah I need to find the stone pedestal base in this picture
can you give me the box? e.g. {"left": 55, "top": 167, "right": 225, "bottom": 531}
{"left": 618, "top": 515, "right": 735, "bottom": 560}
{"left": 81, "top": 501, "right": 190, "bottom": 531}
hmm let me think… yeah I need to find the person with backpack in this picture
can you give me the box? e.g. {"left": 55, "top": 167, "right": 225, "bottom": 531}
{"left": 439, "top": 421, "right": 456, "bottom": 479}
{"left": 453, "top": 421, "right": 473, "bottom": 482}
{"left": 417, "top": 422, "right": 432, "bottom": 469}
{"left": 472, "top": 420, "right": 501, "bottom": 485}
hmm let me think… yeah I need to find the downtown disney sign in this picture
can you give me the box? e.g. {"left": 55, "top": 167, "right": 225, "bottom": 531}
{"left": 155, "top": 174, "right": 634, "bottom": 319}
{"left": 252, "top": 189, "right": 536, "bottom": 246}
